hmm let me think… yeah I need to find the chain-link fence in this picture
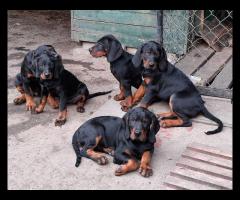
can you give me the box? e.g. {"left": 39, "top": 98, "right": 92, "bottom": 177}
{"left": 162, "top": 10, "right": 232, "bottom": 98}
{"left": 163, "top": 10, "right": 232, "bottom": 59}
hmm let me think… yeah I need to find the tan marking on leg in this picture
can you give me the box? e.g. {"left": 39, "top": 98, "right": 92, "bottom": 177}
{"left": 132, "top": 84, "right": 145, "bottom": 105}
{"left": 115, "top": 159, "right": 139, "bottom": 176}
{"left": 35, "top": 96, "right": 47, "bottom": 113}
{"left": 47, "top": 94, "right": 59, "bottom": 109}
{"left": 114, "top": 85, "right": 125, "bottom": 101}
{"left": 86, "top": 136, "right": 108, "bottom": 165}
{"left": 25, "top": 94, "right": 36, "bottom": 111}
{"left": 157, "top": 112, "right": 177, "bottom": 118}
{"left": 160, "top": 118, "right": 184, "bottom": 128}
{"left": 139, "top": 151, "right": 153, "bottom": 177}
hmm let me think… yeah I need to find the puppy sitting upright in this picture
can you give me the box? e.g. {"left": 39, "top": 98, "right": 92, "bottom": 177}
{"left": 13, "top": 45, "right": 59, "bottom": 111}
{"left": 131, "top": 41, "right": 223, "bottom": 135}
{"left": 89, "top": 34, "right": 143, "bottom": 109}
{"left": 72, "top": 107, "right": 160, "bottom": 177}
{"left": 35, "top": 51, "right": 111, "bottom": 126}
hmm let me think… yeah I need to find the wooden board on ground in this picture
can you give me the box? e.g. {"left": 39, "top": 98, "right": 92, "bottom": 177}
{"left": 163, "top": 142, "right": 232, "bottom": 190}
{"left": 175, "top": 44, "right": 215, "bottom": 75}
{"left": 210, "top": 58, "right": 232, "bottom": 89}
{"left": 196, "top": 85, "right": 232, "bottom": 99}
{"left": 193, "top": 47, "right": 232, "bottom": 86}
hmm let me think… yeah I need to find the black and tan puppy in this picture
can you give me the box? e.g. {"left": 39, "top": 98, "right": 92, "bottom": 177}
{"left": 131, "top": 41, "right": 223, "bottom": 135}
{"left": 89, "top": 34, "right": 143, "bottom": 109}
{"left": 13, "top": 45, "right": 59, "bottom": 111}
{"left": 72, "top": 107, "right": 160, "bottom": 177}
{"left": 35, "top": 52, "right": 111, "bottom": 126}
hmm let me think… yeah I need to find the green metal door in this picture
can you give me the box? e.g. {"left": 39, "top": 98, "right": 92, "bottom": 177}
{"left": 71, "top": 10, "right": 190, "bottom": 54}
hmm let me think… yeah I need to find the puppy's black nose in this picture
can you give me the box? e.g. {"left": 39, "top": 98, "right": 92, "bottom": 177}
{"left": 44, "top": 72, "right": 50, "bottom": 78}
{"left": 135, "top": 129, "right": 141, "bottom": 136}
{"left": 149, "top": 62, "right": 154, "bottom": 66}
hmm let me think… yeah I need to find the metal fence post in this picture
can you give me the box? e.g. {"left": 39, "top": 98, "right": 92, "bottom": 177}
{"left": 156, "top": 10, "right": 163, "bottom": 46}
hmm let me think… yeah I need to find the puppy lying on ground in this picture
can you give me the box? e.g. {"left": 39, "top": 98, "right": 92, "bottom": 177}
{"left": 89, "top": 34, "right": 144, "bottom": 110}
{"left": 13, "top": 45, "right": 59, "bottom": 111}
{"left": 35, "top": 51, "right": 111, "bottom": 126}
{"left": 72, "top": 107, "right": 160, "bottom": 177}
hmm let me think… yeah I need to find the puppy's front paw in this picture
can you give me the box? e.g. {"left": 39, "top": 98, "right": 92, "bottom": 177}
{"left": 13, "top": 96, "right": 26, "bottom": 105}
{"left": 114, "top": 94, "right": 125, "bottom": 101}
{"left": 139, "top": 165, "right": 153, "bottom": 177}
{"left": 160, "top": 120, "right": 167, "bottom": 128}
{"left": 76, "top": 107, "right": 85, "bottom": 113}
{"left": 94, "top": 155, "right": 108, "bottom": 165}
{"left": 33, "top": 105, "right": 44, "bottom": 114}
{"left": 26, "top": 101, "right": 36, "bottom": 112}
{"left": 115, "top": 165, "right": 127, "bottom": 176}
{"left": 121, "top": 105, "right": 129, "bottom": 112}
{"left": 55, "top": 118, "right": 66, "bottom": 126}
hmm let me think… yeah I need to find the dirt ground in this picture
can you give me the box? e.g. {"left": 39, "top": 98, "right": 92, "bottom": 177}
{"left": 7, "top": 10, "right": 232, "bottom": 190}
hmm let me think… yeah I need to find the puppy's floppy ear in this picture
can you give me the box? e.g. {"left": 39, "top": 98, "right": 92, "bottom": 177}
{"left": 106, "top": 38, "right": 124, "bottom": 62}
{"left": 122, "top": 108, "right": 133, "bottom": 139}
{"left": 158, "top": 46, "right": 168, "bottom": 72}
{"left": 51, "top": 53, "right": 64, "bottom": 79}
{"left": 148, "top": 112, "right": 160, "bottom": 143}
{"left": 21, "top": 51, "right": 36, "bottom": 78}
{"left": 132, "top": 44, "right": 144, "bottom": 67}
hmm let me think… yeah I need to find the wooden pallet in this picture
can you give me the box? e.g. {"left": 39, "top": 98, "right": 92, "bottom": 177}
{"left": 163, "top": 142, "right": 232, "bottom": 190}
{"left": 175, "top": 43, "right": 232, "bottom": 99}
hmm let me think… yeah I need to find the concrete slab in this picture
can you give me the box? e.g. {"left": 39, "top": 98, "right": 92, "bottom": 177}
{"left": 8, "top": 94, "right": 232, "bottom": 190}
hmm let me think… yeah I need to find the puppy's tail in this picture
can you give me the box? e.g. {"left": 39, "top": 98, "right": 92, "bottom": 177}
{"left": 201, "top": 106, "right": 223, "bottom": 135}
{"left": 72, "top": 141, "right": 82, "bottom": 167}
{"left": 88, "top": 90, "right": 112, "bottom": 99}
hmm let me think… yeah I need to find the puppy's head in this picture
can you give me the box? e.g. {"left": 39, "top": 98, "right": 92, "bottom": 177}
{"left": 21, "top": 45, "right": 59, "bottom": 79}
{"left": 36, "top": 52, "right": 64, "bottom": 80}
{"left": 132, "top": 41, "right": 167, "bottom": 76}
{"left": 89, "top": 34, "right": 124, "bottom": 62}
{"left": 33, "top": 45, "right": 57, "bottom": 59}
{"left": 123, "top": 107, "right": 160, "bottom": 143}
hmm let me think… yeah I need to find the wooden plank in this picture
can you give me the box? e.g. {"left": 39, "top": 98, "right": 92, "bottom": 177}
{"left": 71, "top": 30, "right": 156, "bottom": 48}
{"left": 171, "top": 166, "right": 232, "bottom": 189}
{"left": 193, "top": 47, "right": 232, "bottom": 86}
{"left": 182, "top": 149, "right": 232, "bottom": 170}
{"left": 164, "top": 175, "right": 217, "bottom": 190}
{"left": 72, "top": 10, "right": 157, "bottom": 27}
{"left": 187, "top": 142, "right": 232, "bottom": 160}
{"left": 175, "top": 44, "right": 215, "bottom": 75}
{"left": 196, "top": 85, "right": 232, "bottom": 99}
{"left": 72, "top": 19, "right": 157, "bottom": 40}
{"left": 176, "top": 157, "right": 232, "bottom": 180}
{"left": 210, "top": 58, "right": 232, "bottom": 89}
